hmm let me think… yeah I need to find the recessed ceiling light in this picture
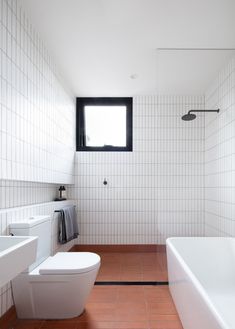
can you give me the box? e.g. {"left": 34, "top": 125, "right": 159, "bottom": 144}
{"left": 130, "top": 74, "right": 138, "bottom": 80}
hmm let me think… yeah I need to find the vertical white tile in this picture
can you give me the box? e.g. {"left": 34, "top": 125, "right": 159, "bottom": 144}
{"left": 0, "top": 0, "right": 76, "bottom": 185}
{"left": 74, "top": 95, "right": 205, "bottom": 245}
{"left": 205, "top": 57, "right": 235, "bottom": 237}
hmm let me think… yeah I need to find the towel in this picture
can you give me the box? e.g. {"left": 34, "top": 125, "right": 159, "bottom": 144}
{"left": 58, "top": 206, "right": 79, "bottom": 244}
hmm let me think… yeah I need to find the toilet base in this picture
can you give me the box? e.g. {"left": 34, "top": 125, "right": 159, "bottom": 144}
{"left": 12, "top": 267, "right": 99, "bottom": 319}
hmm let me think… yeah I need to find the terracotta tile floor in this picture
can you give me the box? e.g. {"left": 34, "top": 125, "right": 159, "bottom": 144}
{"left": 7, "top": 252, "right": 183, "bottom": 329}
{"left": 96, "top": 252, "right": 168, "bottom": 282}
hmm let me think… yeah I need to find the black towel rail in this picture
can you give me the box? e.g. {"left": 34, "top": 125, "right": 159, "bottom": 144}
{"left": 54, "top": 206, "right": 76, "bottom": 213}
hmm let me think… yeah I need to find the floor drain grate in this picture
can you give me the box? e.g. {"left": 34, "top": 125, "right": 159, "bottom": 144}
{"left": 95, "top": 281, "right": 169, "bottom": 286}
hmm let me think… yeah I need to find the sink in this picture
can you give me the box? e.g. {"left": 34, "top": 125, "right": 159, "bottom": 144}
{"left": 0, "top": 236, "right": 38, "bottom": 288}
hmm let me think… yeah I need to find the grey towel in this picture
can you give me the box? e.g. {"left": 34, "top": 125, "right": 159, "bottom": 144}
{"left": 58, "top": 206, "right": 79, "bottom": 244}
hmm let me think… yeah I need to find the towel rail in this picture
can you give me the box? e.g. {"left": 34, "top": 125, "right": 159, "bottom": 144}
{"left": 54, "top": 205, "right": 76, "bottom": 213}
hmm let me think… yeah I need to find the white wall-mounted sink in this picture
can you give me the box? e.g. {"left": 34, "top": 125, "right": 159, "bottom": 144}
{"left": 0, "top": 236, "right": 38, "bottom": 288}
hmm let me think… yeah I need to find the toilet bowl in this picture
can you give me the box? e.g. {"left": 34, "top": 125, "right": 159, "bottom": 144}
{"left": 10, "top": 215, "right": 100, "bottom": 319}
{"left": 12, "top": 252, "right": 100, "bottom": 319}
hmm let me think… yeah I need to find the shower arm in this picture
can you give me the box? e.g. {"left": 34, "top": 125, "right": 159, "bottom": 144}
{"left": 188, "top": 109, "right": 220, "bottom": 114}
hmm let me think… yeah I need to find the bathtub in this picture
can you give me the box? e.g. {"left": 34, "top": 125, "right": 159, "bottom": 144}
{"left": 166, "top": 237, "right": 235, "bottom": 329}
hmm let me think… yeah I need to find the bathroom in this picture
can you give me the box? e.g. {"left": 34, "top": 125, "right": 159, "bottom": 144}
{"left": 0, "top": 0, "right": 235, "bottom": 328}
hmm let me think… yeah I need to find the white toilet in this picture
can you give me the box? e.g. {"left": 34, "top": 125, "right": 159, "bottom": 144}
{"left": 9, "top": 215, "right": 100, "bottom": 319}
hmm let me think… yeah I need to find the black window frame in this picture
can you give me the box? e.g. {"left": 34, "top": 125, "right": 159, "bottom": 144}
{"left": 76, "top": 97, "right": 133, "bottom": 152}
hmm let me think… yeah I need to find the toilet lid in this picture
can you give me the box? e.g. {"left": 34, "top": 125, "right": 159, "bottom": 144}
{"left": 38, "top": 252, "right": 100, "bottom": 275}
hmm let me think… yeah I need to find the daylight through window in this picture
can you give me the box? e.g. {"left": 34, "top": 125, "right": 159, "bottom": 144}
{"left": 76, "top": 98, "right": 132, "bottom": 152}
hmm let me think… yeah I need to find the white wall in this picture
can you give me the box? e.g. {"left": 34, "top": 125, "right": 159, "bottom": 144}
{"left": 73, "top": 95, "right": 205, "bottom": 244}
{"left": 0, "top": 180, "right": 59, "bottom": 208}
{"left": 0, "top": 0, "right": 75, "bottom": 184}
{"left": 205, "top": 58, "right": 235, "bottom": 236}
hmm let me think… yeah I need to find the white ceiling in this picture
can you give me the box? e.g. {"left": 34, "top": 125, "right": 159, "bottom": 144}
{"left": 19, "top": 0, "right": 235, "bottom": 96}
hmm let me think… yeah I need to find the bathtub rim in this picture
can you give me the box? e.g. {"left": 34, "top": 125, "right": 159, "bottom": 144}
{"left": 166, "top": 237, "right": 231, "bottom": 329}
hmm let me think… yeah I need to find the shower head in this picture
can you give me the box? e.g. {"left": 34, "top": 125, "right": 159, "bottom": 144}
{"left": 181, "top": 109, "right": 220, "bottom": 121}
{"left": 181, "top": 113, "right": 196, "bottom": 121}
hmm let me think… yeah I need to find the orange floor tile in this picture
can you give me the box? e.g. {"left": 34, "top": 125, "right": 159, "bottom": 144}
{"left": 96, "top": 252, "right": 168, "bottom": 282}
{"left": 6, "top": 252, "right": 183, "bottom": 329}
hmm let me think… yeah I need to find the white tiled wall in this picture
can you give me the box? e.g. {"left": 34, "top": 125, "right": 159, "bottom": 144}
{"left": 205, "top": 58, "right": 235, "bottom": 236}
{"left": 0, "top": 199, "right": 77, "bottom": 317}
{"left": 0, "top": 180, "right": 60, "bottom": 208}
{"left": 74, "top": 95, "right": 205, "bottom": 244}
{"left": 0, "top": 0, "right": 76, "bottom": 184}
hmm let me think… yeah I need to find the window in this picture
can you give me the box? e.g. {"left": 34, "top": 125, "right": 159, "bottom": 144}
{"left": 76, "top": 98, "right": 133, "bottom": 151}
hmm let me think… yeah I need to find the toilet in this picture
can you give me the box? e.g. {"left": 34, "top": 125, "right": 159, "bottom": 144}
{"left": 9, "top": 215, "right": 100, "bottom": 319}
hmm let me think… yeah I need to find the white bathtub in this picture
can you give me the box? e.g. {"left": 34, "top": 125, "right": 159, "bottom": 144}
{"left": 167, "top": 237, "right": 235, "bottom": 329}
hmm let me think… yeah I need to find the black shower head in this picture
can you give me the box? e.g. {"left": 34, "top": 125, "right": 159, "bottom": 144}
{"left": 181, "top": 113, "right": 197, "bottom": 121}
{"left": 181, "top": 109, "right": 220, "bottom": 121}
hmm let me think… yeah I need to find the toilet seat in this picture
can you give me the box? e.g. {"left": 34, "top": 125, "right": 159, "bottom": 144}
{"left": 30, "top": 252, "right": 100, "bottom": 275}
